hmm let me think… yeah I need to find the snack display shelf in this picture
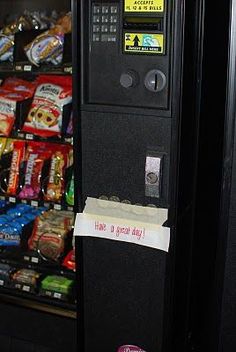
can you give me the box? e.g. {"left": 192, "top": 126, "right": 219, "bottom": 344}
{"left": 0, "top": 289, "right": 76, "bottom": 318}
{"left": 0, "top": 194, "right": 74, "bottom": 212}
{"left": 0, "top": 128, "right": 74, "bottom": 146}
{"left": 0, "top": 64, "right": 72, "bottom": 75}
{"left": 0, "top": 6, "right": 77, "bottom": 347}
{"left": 15, "top": 132, "right": 73, "bottom": 145}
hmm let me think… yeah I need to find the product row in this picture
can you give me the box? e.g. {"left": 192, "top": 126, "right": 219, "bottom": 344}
{"left": 0, "top": 11, "right": 71, "bottom": 68}
{"left": 0, "top": 139, "right": 74, "bottom": 205}
{"left": 0, "top": 265, "right": 75, "bottom": 302}
{"left": 0, "top": 202, "right": 75, "bottom": 267}
{"left": 0, "top": 75, "right": 72, "bottom": 139}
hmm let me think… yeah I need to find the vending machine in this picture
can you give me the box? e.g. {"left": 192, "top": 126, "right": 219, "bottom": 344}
{"left": 76, "top": 0, "right": 203, "bottom": 351}
{"left": 0, "top": 0, "right": 76, "bottom": 351}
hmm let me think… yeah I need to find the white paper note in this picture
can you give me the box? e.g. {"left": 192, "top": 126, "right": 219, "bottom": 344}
{"left": 74, "top": 198, "right": 170, "bottom": 252}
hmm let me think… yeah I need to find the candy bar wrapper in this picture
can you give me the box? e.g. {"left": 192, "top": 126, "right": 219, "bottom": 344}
{"left": 22, "top": 75, "right": 72, "bottom": 137}
{"left": 7, "top": 140, "right": 25, "bottom": 195}
{"left": 3, "top": 138, "right": 16, "bottom": 154}
{"left": 0, "top": 138, "right": 7, "bottom": 158}
{"left": 44, "top": 144, "right": 72, "bottom": 202}
{"left": 44, "top": 150, "right": 66, "bottom": 202}
{"left": 18, "top": 144, "right": 51, "bottom": 200}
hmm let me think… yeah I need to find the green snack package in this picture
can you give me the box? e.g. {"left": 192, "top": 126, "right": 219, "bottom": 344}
{"left": 66, "top": 174, "right": 74, "bottom": 206}
{"left": 41, "top": 275, "right": 73, "bottom": 295}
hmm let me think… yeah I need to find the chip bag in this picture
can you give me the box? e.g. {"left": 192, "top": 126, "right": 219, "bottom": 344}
{"left": 2, "top": 77, "right": 36, "bottom": 98}
{"left": 22, "top": 75, "right": 72, "bottom": 137}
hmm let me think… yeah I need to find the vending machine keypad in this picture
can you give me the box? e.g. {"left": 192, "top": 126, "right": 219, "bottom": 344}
{"left": 92, "top": 3, "right": 119, "bottom": 42}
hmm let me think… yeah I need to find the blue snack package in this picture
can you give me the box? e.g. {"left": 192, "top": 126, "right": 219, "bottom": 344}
{"left": 15, "top": 204, "right": 32, "bottom": 213}
{"left": 7, "top": 208, "right": 23, "bottom": 218}
{"left": 0, "top": 226, "right": 21, "bottom": 246}
{"left": 22, "top": 213, "right": 36, "bottom": 222}
{"left": 13, "top": 217, "right": 31, "bottom": 227}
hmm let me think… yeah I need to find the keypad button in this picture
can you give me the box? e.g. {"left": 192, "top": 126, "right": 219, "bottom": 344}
{"left": 93, "top": 25, "right": 100, "bottom": 33}
{"left": 101, "top": 34, "right": 116, "bottom": 42}
{"left": 93, "top": 15, "right": 100, "bottom": 23}
{"left": 110, "top": 25, "right": 117, "bottom": 33}
{"left": 93, "top": 34, "right": 100, "bottom": 42}
{"left": 111, "top": 6, "right": 118, "bottom": 13}
{"left": 102, "top": 15, "right": 109, "bottom": 23}
{"left": 108, "top": 35, "right": 116, "bottom": 42}
{"left": 93, "top": 5, "right": 100, "bottom": 14}
{"left": 101, "top": 34, "right": 109, "bottom": 42}
{"left": 110, "top": 15, "right": 118, "bottom": 23}
{"left": 101, "top": 25, "right": 109, "bottom": 32}
{"left": 102, "top": 6, "right": 109, "bottom": 13}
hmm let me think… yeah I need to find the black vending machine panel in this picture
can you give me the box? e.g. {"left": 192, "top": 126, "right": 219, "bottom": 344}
{"left": 76, "top": 0, "right": 197, "bottom": 351}
{"left": 79, "top": 0, "right": 181, "bottom": 209}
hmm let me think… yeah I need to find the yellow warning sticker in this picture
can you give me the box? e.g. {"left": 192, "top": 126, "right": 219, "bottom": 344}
{"left": 124, "top": 0, "right": 164, "bottom": 13}
{"left": 124, "top": 33, "right": 164, "bottom": 54}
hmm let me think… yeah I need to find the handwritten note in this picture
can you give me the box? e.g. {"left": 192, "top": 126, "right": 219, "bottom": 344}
{"left": 74, "top": 198, "right": 170, "bottom": 252}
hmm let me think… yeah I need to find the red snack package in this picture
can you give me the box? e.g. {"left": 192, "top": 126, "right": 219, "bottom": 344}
{"left": 0, "top": 90, "right": 30, "bottom": 136}
{"left": 7, "top": 140, "right": 25, "bottom": 195}
{"left": 62, "top": 249, "right": 75, "bottom": 271}
{"left": 18, "top": 143, "right": 51, "bottom": 199}
{"left": 22, "top": 75, "right": 72, "bottom": 137}
{"left": 2, "top": 77, "right": 36, "bottom": 98}
{"left": 44, "top": 145, "right": 71, "bottom": 202}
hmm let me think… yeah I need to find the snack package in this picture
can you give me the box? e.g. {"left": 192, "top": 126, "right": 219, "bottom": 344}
{"left": 3, "top": 138, "right": 16, "bottom": 155}
{"left": 28, "top": 210, "right": 74, "bottom": 261}
{"left": 0, "top": 224, "right": 21, "bottom": 246}
{"left": 0, "top": 78, "right": 36, "bottom": 136}
{"left": 40, "top": 274, "right": 73, "bottom": 297}
{"left": 18, "top": 143, "right": 51, "bottom": 199}
{"left": 0, "top": 204, "right": 44, "bottom": 247}
{"left": 0, "top": 34, "right": 14, "bottom": 62}
{"left": 11, "top": 268, "right": 40, "bottom": 287}
{"left": 2, "top": 77, "right": 36, "bottom": 98}
{"left": 44, "top": 145, "right": 71, "bottom": 202}
{"left": 0, "top": 263, "right": 12, "bottom": 282}
{"left": 66, "top": 111, "right": 73, "bottom": 136}
{"left": 1, "top": 15, "right": 34, "bottom": 36}
{"left": 24, "top": 13, "right": 71, "bottom": 67}
{"left": 0, "top": 138, "right": 7, "bottom": 157}
{"left": 62, "top": 249, "right": 75, "bottom": 271}
{"left": 66, "top": 173, "right": 74, "bottom": 206}
{"left": 25, "top": 30, "right": 64, "bottom": 67}
{"left": 22, "top": 75, "right": 72, "bottom": 137}
{"left": 0, "top": 14, "right": 34, "bottom": 63}
{"left": 0, "top": 90, "right": 29, "bottom": 136}
{"left": 7, "top": 140, "right": 25, "bottom": 195}
{"left": 0, "top": 10, "right": 62, "bottom": 63}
